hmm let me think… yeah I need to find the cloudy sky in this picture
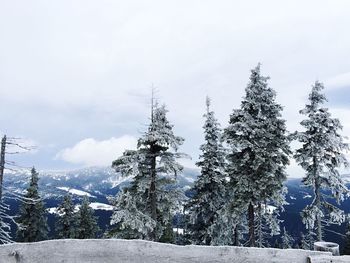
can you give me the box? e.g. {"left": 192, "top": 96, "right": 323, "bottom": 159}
{"left": 0, "top": 0, "right": 349, "bottom": 177}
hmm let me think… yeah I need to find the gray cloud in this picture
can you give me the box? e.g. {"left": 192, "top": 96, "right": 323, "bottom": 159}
{"left": 327, "top": 87, "right": 350, "bottom": 109}
{"left": 0, "top": 1, "right": 350, "bottom": 176}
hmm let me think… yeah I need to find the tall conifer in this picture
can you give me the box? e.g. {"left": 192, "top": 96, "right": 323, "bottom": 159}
{"left": 224, "top": 64, "right": 290, "bottom": 247}
{"left": 76, "top": 197, "right": 100, "bottom": 239}
{"left": 186, "top": 97, "right": 226, "bottom": 245}
{"left": 110, "top": 100, "right": 187, "bottom": 241}
{"left": 294, "top": 81, "right": 349, "bottom": 241}
{"left": 16, "top": 167, "right": 49, "bottom": 242}
{"left": 55, "top": 194, "right": 77, "bottom": 239}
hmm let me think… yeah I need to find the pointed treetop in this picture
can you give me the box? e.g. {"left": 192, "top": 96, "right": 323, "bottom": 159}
{"left": 246, "top": 63, "right": 270, "bottom": 92}
{"left": 249, "top": 63, "right": 264, "bottom": 81}
{"left": 253, "top": 62, "right": 261, "bottom": 73}
{"left": 150, "top": 85, "right": 159, "bottom": 123}
{"left": 309, "top": 80, "right": 327, "bottom": 107}
{"left": 30, "top": 166, "right": 39, "bottom": 185}
{"left": 205, "top": 96, "right": 211, "bottom": 114}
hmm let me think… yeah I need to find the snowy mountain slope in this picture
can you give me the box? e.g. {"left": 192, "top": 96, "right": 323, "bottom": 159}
{"left": 2, "top": 166, "right": 199, "bottom": 237}
{"left": 3, "top": 166, "right": 199, "bottom": 200}
{"left": 3, "top": 167, "right": 350, "bottom": 247}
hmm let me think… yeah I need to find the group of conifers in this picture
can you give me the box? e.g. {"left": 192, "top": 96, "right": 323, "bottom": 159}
{"left": 3, "top": 64, "right": 349, "bottom": 251}
{"left": 110, "top": 64, "right": 349, "bottom": 249}
{"left": 13, "top": 167, "right": 100, "bottom": 243}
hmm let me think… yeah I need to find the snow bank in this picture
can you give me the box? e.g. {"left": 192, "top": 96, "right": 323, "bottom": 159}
{"left": 56, "top": 187, "right": 94, "bottom": 197}
{"left": 89, "top": 202, "right": 114, "bottom": 211}
{"left": 47, "top": 202, "right": 113, "bottom": 215}
{"left": 173, "top": 228, "right": 184, "bottom": 235}
{"left": 0, "top": 239, "right": 332, "bottom": 263}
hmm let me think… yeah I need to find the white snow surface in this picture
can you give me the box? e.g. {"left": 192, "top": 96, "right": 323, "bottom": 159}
{"left": 102, "top": 175, "right": 131, "bottom": 188}
{"left": 89, "top": 202, "right": 114, "bottom": 211}
{"left": 56, "top": 187, "right": 94, "bottom": 197}
{"left": 47, "top": 207, "right": 59, "bottom": 215}
{"left": 47, "top": 202, "right": 113, "bottom": 214}
{"left": 261, "top": 204, "right": 277, "bottom": 214}
{"left": 173, "top": 228, "right": 184, "bottom": 235}
{"left": 0, "top": 239, "right": 333, "bottom": 263}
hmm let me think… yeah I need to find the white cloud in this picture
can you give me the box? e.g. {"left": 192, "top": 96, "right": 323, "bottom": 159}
{"left": 325, "top": 72, "right": 350, "bottom": 90}
{"left": 1, "top": 1, "right": 350, "bottom": 171}
{"left": 56, "top": 135, "right": 137, "bottom": 166}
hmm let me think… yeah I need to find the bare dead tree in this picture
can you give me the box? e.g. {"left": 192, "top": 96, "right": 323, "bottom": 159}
{"left": 0, "top": 134, "right": 35, "bottom": 244}
{"left": 0, "top": 135, "right": 35, "bottom": 200}
{"left": 0, "top": 135, "right": 6, "bottom": 200}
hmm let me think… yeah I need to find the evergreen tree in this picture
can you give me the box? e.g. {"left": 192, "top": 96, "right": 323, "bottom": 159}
{"left": 223, "top": 64, "right": 291, "bottom": 247}
{"left": 159, "top": 221, "right": 175, "bottom": 243}
{"left": 55, "top": 194, "right": 77, "bottom": 239}
{"left": 209, "top": 204, "right": 247, "bottom": 246}
{"left": 76, "top": 197, "right": 100, "bottom": 239}
{"left": 281, "top": 227, "right": 294, "bottom": 249}
{"left": 273, "top": 238, "right": 281, "bottom": 249}
{"left": 110, "top": 101, "right": 187, "bottom": 241}
{"left": 186, "top": 97, "right": 226, "bottom": 245}
{"left": 255, "top": 203, "right": 281, "bottom": 247}
{"left": 294, "top": 81, "right": 349, "bottom": 241}
{"left": 300, "top": 230, "right": 315, "bottom": 250}
{"left": 109, "top": 190, "right": 156, "bottom": 239}
{"left": 16, "top": 167, "right": 49, "bottom": 242}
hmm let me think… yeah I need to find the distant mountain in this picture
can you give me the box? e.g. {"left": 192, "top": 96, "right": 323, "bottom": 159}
{"left": 2, "top": 166, "right": 199, "bottom": 238}
{"left": 4, "top": 166, "right": 199, "bottom": 200}
{"left": 3, "top": 168, "right": 350, "bottom": 248}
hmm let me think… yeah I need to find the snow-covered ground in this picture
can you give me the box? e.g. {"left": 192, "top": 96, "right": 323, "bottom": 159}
{"left": 56, "top": 187, "right": 95, "bottom": 197}
{"left": 173, "top": 228, "right": 184, "bottom": 235}
{"left": 47, "top": 202, "right": 113, "bottom": 215}
{"left": 89, "top": 202, "right": 114, "bottom": 211}
{"left": 0, "top": 239, "right": 337, "bottom": 263}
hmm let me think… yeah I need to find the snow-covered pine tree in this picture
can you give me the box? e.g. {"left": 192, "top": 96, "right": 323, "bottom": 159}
{"left": 110, "top": 101, "right": 186, "bottom": 242}
{"left": 300, "top": 230, "right": 315, "bottom": 250}
{"left": 273, "top": 238, "right": 281, "bottom": 249}
{"left": 255, "top": 203, "right": 281, "bottom": 247}
{"left": 209, "top": 205, "right": 246, "bottom": 246}
{"left": 55, "top": 194, "right": 77, "bottom": 239}
{"left": 223, "top": 64, "right": 291, "bottom": 247}
{"left": 294, "top": 81, "right": 349, "bottom": 241}
{"left": 281, "top": 227, "right": 294, "bottom": 249}
{"left": 300, "top": 233, "right": 308, "bottom": 250}
{"left": 16, "top": 167, "right": 49, "bottom": 242}
{"left": 186, "top": 97, "right": 226, "bottom": 245}
{"left": 76, "top": 196, "right": 100, "bottom": 239}
{"left": 109, "top": 189, "right": 156, "bottom": 239}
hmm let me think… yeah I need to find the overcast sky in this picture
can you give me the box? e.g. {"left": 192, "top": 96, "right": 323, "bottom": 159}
{"left": 0, "top": 0, "right": 349, "bottom": 177}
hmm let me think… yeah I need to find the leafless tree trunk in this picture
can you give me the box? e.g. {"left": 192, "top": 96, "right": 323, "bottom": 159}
{"left": 0, "top": 135, "right": 7, "bottom": 200}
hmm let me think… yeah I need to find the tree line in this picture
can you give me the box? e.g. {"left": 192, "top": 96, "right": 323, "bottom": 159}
{"left": 110, "top": 64, "right": 350, "bottom": 250}
{"left": 0, "top": 64, "right": 350, "bottom": 252}
{"left": 13, "top": 167, "right": 100, "bottom": 242}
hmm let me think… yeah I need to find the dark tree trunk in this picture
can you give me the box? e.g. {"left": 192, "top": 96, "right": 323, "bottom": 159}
{"left": 149, "top": 146, "right": 157, "bottom": 241}
{"left": 0, "top": 135, "right": 6, "bottom": 200}
{"left": 234, "top": 225, "right": 240, "bottom": 246}
{"left": 313, "top": 156, "right": 322, "bottom": 241}
{"left": 248, "top": 202, "right": 255, "bottom": 247}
